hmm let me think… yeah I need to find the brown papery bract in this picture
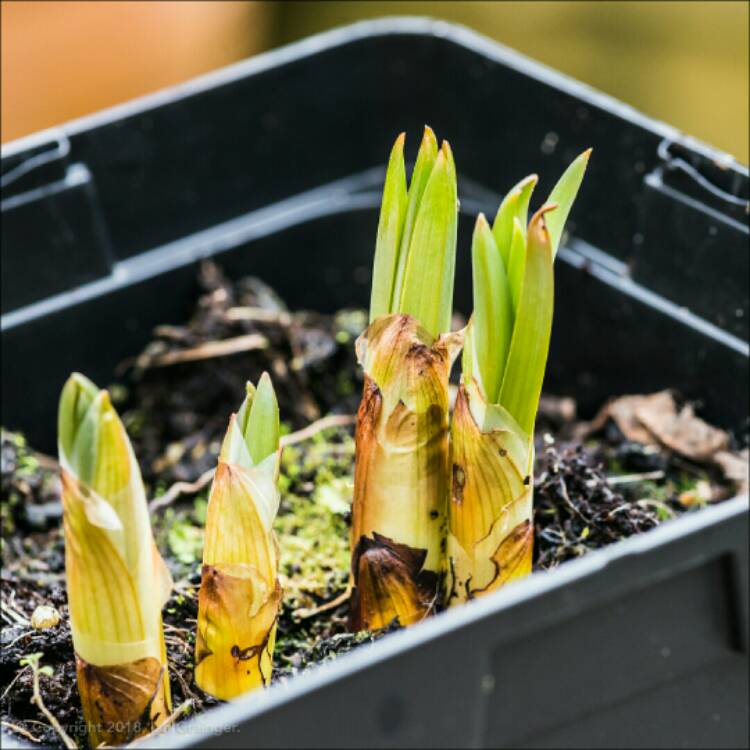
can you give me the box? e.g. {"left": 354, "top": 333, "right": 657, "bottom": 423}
{"left": 349, "top": 314, "right": 462, "bottom": 630}
{"left": 446, "top": 379, "right": 533, "bottom": 604}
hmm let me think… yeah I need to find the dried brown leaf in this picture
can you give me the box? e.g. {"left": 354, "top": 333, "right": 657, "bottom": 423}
{"left": 586, "top": 391, "right": 729, "bottom": 461}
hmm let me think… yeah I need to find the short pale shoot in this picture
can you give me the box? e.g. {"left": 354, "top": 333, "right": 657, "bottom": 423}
{"left": 58, "top": 373, "right": 172, "bottom": 747}
{"left": 195, "top": 373, "right": 282, "bottom": 699}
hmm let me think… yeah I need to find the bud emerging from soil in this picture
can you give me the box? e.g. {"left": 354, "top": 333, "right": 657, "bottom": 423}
{"left": 447, "top": 150, "right": 590, "bottom": 605}
{"left": 350, "top": 128, "right": 462, "bottom": 630}
{"left": 58, "top": 373, "right": 172, "bottom": 747}
{"left": 195, "top": 373, "right": 282, "bottom": 699}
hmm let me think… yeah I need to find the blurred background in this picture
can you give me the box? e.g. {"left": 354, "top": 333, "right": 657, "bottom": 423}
{"left": 2, "top": 1, "right": 748, "bottom": 163}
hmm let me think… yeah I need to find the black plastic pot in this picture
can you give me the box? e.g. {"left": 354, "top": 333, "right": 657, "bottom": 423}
{"left": 2, "top": 18, "right": 748, "bottom": 750}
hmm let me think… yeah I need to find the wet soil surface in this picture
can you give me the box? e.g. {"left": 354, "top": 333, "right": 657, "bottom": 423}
{"left": 1, "top": 261, "right": 744, "bottom": 747}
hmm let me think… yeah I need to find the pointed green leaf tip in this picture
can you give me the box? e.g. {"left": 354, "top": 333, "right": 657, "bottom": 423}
{"left": 399, "top": 140, "right": 458, "bottom": 338}
{"left": 58, "top": 373, "right": 126, "bottom": 487}
{"left": 58, "top": 373, "right": 118, "bottom": 490}
{"left": 467, "top": 213, "right": 513, "bottom": 404}
{"left": 506, "top": 218, "right": 527, "bottom": 314}
{"left": 369, "top": 127, "right": 458, "bottom": 338}
{"left": 234, "top": 373, "right": 280, "bottom": 466}
{"left": 58, "top": 372, "right": 99, "bottom": 466}
{"left": 492, "top": 174, "right": 537, "bottom": 268}
{"left": 545, "top": 148, "right": 591, "bottom": 257}
{"left": 390, "top": 125, "right": 439, "bottom": 311}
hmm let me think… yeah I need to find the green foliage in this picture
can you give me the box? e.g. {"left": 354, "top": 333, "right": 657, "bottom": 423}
{"left": 369, "top": 127, "right": 459, "bottom": 338}
{"left": 369, "top": 133, "right": 408, "bottom": 321}
{"left": 545, "top": 149, "right": 592, "bottom": 257}
{"left": 466, "top": 214, "right": 513, "bottom": 404}
{"left": 467, "top": 149, "right": 590, "bottom": 432}
{"left": 497, "top": 206, "right": 556, "bottom": 435}
{"left": 229, "top": 374, "right": 280, "bottom": 467}
{"left": 390, "top": 126, "right": 439, "bottom": 310}
{"left": 19, "top": 652, "right": 54, "bottom": 677}
{"left": 506, "top": 218, "right": 527, "bottom": 313}
{"left": 492, "top": 174, "right": 537, "bottom": 268}
{"left": 398, "top": 142, "right": 458, "bottom": 338}
{"left": 57, "top": 372, "right": 99, "bottom": 481}
{"left": 244, "top": 373, "right": 280, "bottom": 465}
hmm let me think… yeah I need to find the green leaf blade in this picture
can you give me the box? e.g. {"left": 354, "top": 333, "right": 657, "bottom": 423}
{"left": 506, "top": 218, "right": 527, "bottom": 314}
{"left": 545, "top": 148, "right": 591, "bottom": 257}
{"left": 369, "top": 133, "right": 408, "bottom": 322}
{"left": 491, "top": 174, "right": 538, "bottom": 268}
{"left": 235, "top": 381, "right": 257, "bottom": 436}
{"left": 69, "top": 391, "right": 110, "bottom": 487}
{"left": 470, "top": 214, "right": 513, "bottom": 403}
{"left": 391, "top": 126, "right": 439, "bottom": 308}
{"left": 461, "top": 317, "right": 475, "bottom": 382}
{"left": 244, "top": 372, "right": 280, "bottom": 465}
{"left": 438, "top": 140, "right": 458, "bottom": 335}
{"left": 58, "top": 372, "right": 99, "bottom": 465}
{"left": 498, "top": 204, "right": 556, "bottom": 435}
{"left": 397, "top": 141, "right": 458, "bottom": 338}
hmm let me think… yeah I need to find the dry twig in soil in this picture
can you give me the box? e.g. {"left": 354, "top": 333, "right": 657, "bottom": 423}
{"left": 21, "top": 654, "right": 77, "bottom": 750}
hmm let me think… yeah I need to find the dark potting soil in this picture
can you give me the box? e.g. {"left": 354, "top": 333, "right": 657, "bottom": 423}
{"left": 1, "top": 261, "right": 739, "bottom": 748}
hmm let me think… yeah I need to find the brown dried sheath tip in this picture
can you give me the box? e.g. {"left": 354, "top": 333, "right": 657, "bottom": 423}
{"left": 349, "top": 533, "right": 439, "bottom": 630}
{"left": 76, "top": 655, "right": 169, "bottom": 747}
{"left": 195, "top": 563, "right": 282, "bottom": 696}
{"left": 460, "top": 520, "right": 533, "bottom": 600}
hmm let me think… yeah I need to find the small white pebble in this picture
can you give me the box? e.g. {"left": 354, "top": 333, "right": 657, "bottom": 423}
{"left": 30, "top": 605, "right": 61, "bottom": 630}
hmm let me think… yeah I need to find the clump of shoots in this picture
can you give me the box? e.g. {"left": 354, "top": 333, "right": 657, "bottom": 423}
{"left": 447, "top": 150, "right": 591, "bottom": 604}
{"left": 58, "top": 373, "right": 172, "bottom": 747}
{"left": 350, "top": 127, "right": 462, "bottom": 631}
{"left": 195, "top": 373, "right": 282, "bottom": 699}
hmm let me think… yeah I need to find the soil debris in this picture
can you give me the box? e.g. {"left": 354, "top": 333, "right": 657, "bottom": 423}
{"left": 2, "top": 431, "right": 61, "bottom": 535}
{"left": 533, "top": 442, "right": 660, "bottom": 569}
{"left": 118, "top": 262, "right": 365, "bottom": 488}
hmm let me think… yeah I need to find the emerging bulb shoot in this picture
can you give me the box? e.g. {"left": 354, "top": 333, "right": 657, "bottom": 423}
{"left": 195, "top": 373, "right": 282, "bottom": 699}
{"left": 351, "top": 128, "right": 462, "bottom": 631}
{"left": 58, "top": 373, "right": 172, "bottom": 747}
{"left": 448, "top": 150, "right": 591, "bottom": 605}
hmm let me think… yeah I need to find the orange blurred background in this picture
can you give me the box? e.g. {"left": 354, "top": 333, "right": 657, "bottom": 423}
{"left": 1, "top": 1, "right": 267, "bottom": 142}
{"left": 2, "top": 1, "right": 748, "bottom": 163}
